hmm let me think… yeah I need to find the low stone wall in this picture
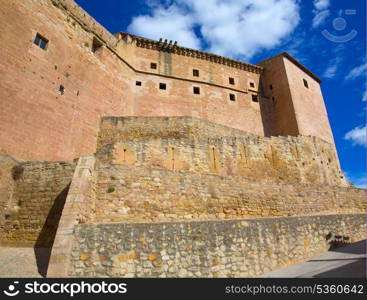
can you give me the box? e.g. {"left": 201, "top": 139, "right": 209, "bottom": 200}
{"left": 0, "top": 160, "right": 76, "bottom": 246}
{"left": 69, "top": 214, "right": 367, "bottom": 277}
{"left": 94, "top": 164, "right": 365, "bottom": 223}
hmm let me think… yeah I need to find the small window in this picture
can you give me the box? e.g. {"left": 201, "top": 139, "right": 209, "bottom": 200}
{"left": 193, "top": 86, "right": 200, "bottom": 94}
{"left": 34, "top": 33, "right": 48, "bottom": 50}
{"left": 303, "top": 79, "right": 309, "bottom": 88}
{"left": 249, "top": 81, "right": 255, "bottom": 88}
{"left": 151, "top": 62, "right": 157, "bottom": 69}
{"left": 229, "top": 77, "right": 235, "bottom": 85}
{"left": 159, "top": 83, "right": 166, "bottom": 90}
{"left": 269, "top": 85, "right": 273, "bottom": 90}
{"left": 136, "top": 81, "right": 142, "bottom": 86}
{"left": 193, "top": 69, "right": 199, "bottom": 77}
{"left": 272, "top": 97, "right": 275, "bottom": 101}
{"left": 58, "top": 85, "right": 65, "bottom": 95}
{"left": 252, "top": 95, "right": 258, "bottom": 102}
{"left": 92, "top": 38, "right": 103, "bottom": 53}
{"left": 229, "top": 93, "right": 236, "bottom": 101}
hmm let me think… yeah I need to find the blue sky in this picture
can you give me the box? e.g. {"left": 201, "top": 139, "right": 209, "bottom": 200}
{"left": 75, "top": 0, "right": 366, "bottom": 187}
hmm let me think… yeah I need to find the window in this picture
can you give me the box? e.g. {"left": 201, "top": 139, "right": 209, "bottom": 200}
{"left": 193, "top": 86, "right": 200, "bottom": 94}
{"left": 303, "top": 79, "right": 309, "bottom": 88}
{"left": 249, "top": 81, "right": 255, "bottom": 88}
{"left": 229, "top": 93, "right": 236, "bottom": 101}
{"left": 252, "top": 95, "right": 258, "bottom": 102}
{"left": 229, "top": 77, "right": 235, "bottom": 85}
{"left": 272, "top": 97, "right": 275, "bottom": 102}
{"left": 92, "top": 37, "right": 103, "bottom": 53}
{"left": 193, "top": 69, "right": 199, "bottom": 77}
{"left": 269, "top": 84, "right": 273, "bottom": 90}
{"left": 159, "top": 83, "right": 166, "bottom": 90}
{"left": 58, "top": 85, "right": 65, "bottom": 95}
{"left": 33, "top": 33, "right": 48, "bottom": 50}
{"left": 136, "top": 81, "right": 142, "bottom": 86}
{"left": 150, "top": 62, "right": 157, "bottom": 69}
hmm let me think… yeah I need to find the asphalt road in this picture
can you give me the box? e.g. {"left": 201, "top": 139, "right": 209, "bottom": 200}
{"left": 261, "top": 240, "right": 366, "bottom": 278}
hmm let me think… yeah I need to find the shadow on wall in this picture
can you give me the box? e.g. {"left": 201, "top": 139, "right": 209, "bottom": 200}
{"left": 33, "top": 184, "right": 70, "bottom": 277}
{"left": 326, "top": 232, "right": 351, "bottom": 251}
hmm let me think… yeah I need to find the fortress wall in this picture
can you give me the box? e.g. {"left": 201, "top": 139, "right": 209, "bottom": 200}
{"left": 69, "top": 214, "right": 367, "bottom": 277}
{"left": 0, "top": 155, "right": 19, "bottom": 239}
{"left": 283, "top": 57, "right": 335, "bottom": 145}
{"left": 258, "top": 56, "right": 299, "bottom": 137}
{"left": 0, "top": 0, "right": 136, "bottom": 162}
{"left": 0, "top": 0, "right": 268, "bottom": 162}
{"left": 97, "top": 117, "right": 347, "bottom": 186}
{"left": 0, "top": 160, "right": 76, "bottom": 247}
{"left": 94, "top": 165, "right": 365, "bottom": 223}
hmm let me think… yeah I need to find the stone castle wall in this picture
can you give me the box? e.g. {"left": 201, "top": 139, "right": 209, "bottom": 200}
{"left": 97, "top": 117, "right": 347, "bottom": 186}
{"left": 0, "top": 0, "right": 271, "bottom": 162}
{"left": 0, "top": 160, "right": 75, "bottom": 247}
{"left": 69, "top": 214, "right": 367, "bottom": 277}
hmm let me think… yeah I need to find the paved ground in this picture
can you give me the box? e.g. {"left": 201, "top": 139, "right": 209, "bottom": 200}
{"left": 0, "top": 247, "right": 50, "bottom": 278}
{"left": 262, "top": 240, "right": 366, "bottom": 278}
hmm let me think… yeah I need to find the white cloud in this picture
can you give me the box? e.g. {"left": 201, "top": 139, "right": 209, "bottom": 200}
{"left": 127, "top": 5, "right": 200, "bottom": 49}
{"left": 314, "top": 0, "right": 330, "bottom": 10}
{"left": 363, "top": 90, "right": 367, "bottom": 102}
{"left": 345, "top": 63, "right": 367, "bottom": 80}
{"left": 323, "top": 64, "right": 338, "bottom": 79}
{"left": 344, "top": 125, "right": 367, "bottom": 147}
{"left": 127, "top": 0, "right": 300, "bottom": 60}
{"left": 312, "top": 0, "right": 330, "bottom": 28}
{"left": 312, "top": 10, "right": 330, "bottom": 28}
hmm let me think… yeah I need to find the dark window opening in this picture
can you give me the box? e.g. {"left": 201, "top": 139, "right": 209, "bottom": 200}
{"left": 193, "top": 86, "right": 200, "bottom": 94}
{"left": 229, "top": 93, "right": 236, "bottom": 101}
{"left": 159, "top": 83, "right": 166, "bottom": 90}
{"left": 34, "top": 33, "right": 48, "bottom": 50}
{"left": 193, "top": 69, "right": 199, "bottom": 77}
{"left": 269, "top": 84, "right": 273, "bottom": 90}
{"left": 229, "top": 77, "right": 235, "bottom": 85}
{"left": 136, "top": 81, "right": 142, "bottom": 86}
{"left": 303, "top": 79, "right": 309, "bottom": 88}
{"left": 92, "top": 38, "right": 103, "bottom": 53}
{"left": 272, "top": 97, "right": 275, "bottom": 101}
{"left": 58, "top": 85, "right": 65, "bottom": 95}
{"left": 252, "top": 95, "right": 258, "bottom": 102}
{"left": 249, "top": 81, "right": 255, "bottom": 88}
{"left": 151, "top": 62, "right": 157, "bottom": 69}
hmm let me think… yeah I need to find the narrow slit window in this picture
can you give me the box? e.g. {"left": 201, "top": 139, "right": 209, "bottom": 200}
{"left": 229, "top": 77, "right": 235, "bottom": 85}
{"left": 249, "top": 81, "right": 255, "bottom": 88}
{"left": 92, "top": 38, "right": 103, "bottom": 53}
{"left": 34, "top": 33, "right": 48, "bottom": 50}
{"left": 58, "top": 85, "right": 65, "bottom": 95}
{"left": 252, "top": 95, "right": 258, "bottom": 102}
{"left": 150, "top": 62, "right": 157, "bottom": 69}
{"left": 136, "top": 81, "right": 142, "bottom": 86}
{"left": 229, "top": 93, "right": 236, "bottom": 101}
{"left": 269, "top": 84, "right": 273, "bottom": 90}
{"left": 193, "top": 86, "right": 200, "bottom": 94}
{"left": 193, "top": 69, "right": 199, "bottom": 77}
{"left": 303, "top": 79, "right": 309, "bottom": 88}
{"left": 159, "top": 83, "right": 166, "bottom": 90}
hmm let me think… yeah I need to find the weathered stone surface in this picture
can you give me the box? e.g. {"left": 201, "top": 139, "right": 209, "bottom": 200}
{"left": 69, "top": 214, "right": 367, "bottom": 277}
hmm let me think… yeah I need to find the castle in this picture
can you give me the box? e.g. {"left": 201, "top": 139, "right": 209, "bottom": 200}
{"left": 0, "top": 0, "right": 365, "bottom": 278}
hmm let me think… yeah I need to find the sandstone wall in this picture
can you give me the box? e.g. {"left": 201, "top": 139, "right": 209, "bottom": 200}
{"left": 69, "top": 214, "right": 367, "bottom": 277}
{"left": 97, "top": 117, "right": 347, "bottom": 186}
{"left": 94, "top": 164, "right": 364, "bottom": 223}
{"left": 0, "top": 160, "right": 76, "bottom": 246}
{"left": 0, "top": 0, "right": 270, "bottom": 162}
